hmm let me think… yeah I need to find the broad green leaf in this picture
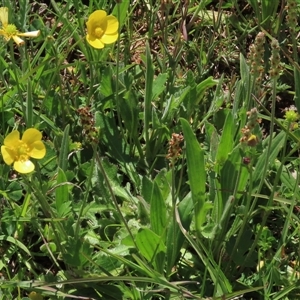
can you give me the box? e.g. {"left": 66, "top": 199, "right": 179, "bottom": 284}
{"left": 112, "top": 0, "right": 129, "bottom": 29}
{"left": 7, "top": 181, "right": 23, "bottom": 202}
{"left": 135, "top": 228, "right": 166, "bottom": 274}
{"left": 215, "top": 111, "right": 234, "bottom": 165}
{"left": 122, "top": 90, "right": 139, "bottom": 141}
{"left": 166, "top": 192, "right": 193, "bottom": 276}
{"left": 152, "top": 73, "right": 168, "bottom": 101}
{"left": 252, "top": 131, "right": 285, "bottom": 191}
{"left": 226, "top": 228, "right": 257, "bottom": 267}
{"left": 154, "top": 169, "right": 171, "bottom": 202}
{"left": 142, "top": 176, "right": 167, "bottom": 236}
{"left": 99, "top": 65, "right": 113, "bottom": 97}
{"left": 180, "top": 118, "right": 206, "bottom": 235}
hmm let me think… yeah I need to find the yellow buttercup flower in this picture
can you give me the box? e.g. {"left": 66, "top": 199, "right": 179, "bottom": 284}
{"left": 28, "top": 291, "right": 43, "bottom": 300}
{"left": 0, "top": 7, "right": 40, "bottom": 46}
{"left": 1, "top": 128, "right": 46, "bottom": 174}
{"left": 86, "top": 10, "right": 119, "bottom": 49}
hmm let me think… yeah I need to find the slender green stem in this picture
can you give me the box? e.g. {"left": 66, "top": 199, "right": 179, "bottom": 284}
{"left": 9, "top": 42, "right": 25, "bottom": 125}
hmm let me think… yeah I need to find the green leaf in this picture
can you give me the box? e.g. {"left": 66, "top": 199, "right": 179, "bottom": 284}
{"left": 294, "top": 68, "right": 300, "bottom": 112}
{"left": 215, "top": 111, "right": 234, "bottom": 165}
{"left": 0, "top": 235, "right": 31, "bottom": 256}
{"left": 277, "top": 162, "right": 300, "bottom": 200}
{"left": 166, "top": 193, "right": 193, "bottom": 276}
{"left": 142, "top": 176, "right": 167, "bottom": 236}
{"left": 99, "top": 65, "right": 113, "bottom": 97}
{"left": 175, "top": 222, "right": 232, "bottom": 295}
{"left": 183, "top": 74, "right": 218, "bottom": 117}
{"left": 120, "top": 91, "right": 139, "bottom": 141}
{"left": 63, "top": 236, "right": 92, "bottom": 267}
{"left": 58, "top": 124, "right": 70, "bottom": 172}
{"left": 144, "top": 42, "right": 154, "bottom": 160}
{"left": 55, "top": 168, "right": 69, "bottom": 212}
{"left": 196, "top": 76, "right": 218, "bottom": 97}
{"left": 252, "top": 131, "right": 285, "bottom": 191}
{"left": 152, "top": 73, "right": 168, "bottom": 101}
{"left": 40, "top": 242, "right": 57, "bottom": 253}
{"left": 180, "top": 118, "right": 206, "bottom": 235}
{"left": 96, "top": 113, "right": 133, "bottom": 164}
{"left": 226, "top": 228, "right": 257, "bottom": 267}
{"left": 101, "top": 158, "right": 133, "bottom": 202}
{"left": 7, "top": 181, "right": 23, "bottom": 201}
{"left": 220, "top": 147, "right": 249, "bottom": 201}
{"left": 135, "top": 228, "right": 166, "bottom": 274}
{"left": 112, "top": 0, "right": 130, "bottom": 29}
{"left": 154, "top": 169, "right": 171, "bottom": 202}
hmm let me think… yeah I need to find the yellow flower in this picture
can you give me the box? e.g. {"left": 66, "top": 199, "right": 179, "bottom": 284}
{"left": 28, "top": 291, "right": 43, "bottom": 300}
{"left": 86, "top": 10, "right": 119, "bottom": 49}
{"left": 1, "top": 128, "right": 46, "bottom": 174}
{"left": 247, "top": 134, "right": 259, "bottom": 147}
{"left": 0, "top": 7, "right": 40, "bottom": 46}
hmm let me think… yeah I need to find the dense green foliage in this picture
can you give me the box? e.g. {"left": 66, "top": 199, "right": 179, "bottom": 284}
{"left": 1, "top": 0, "right": 300, "bottom": 299}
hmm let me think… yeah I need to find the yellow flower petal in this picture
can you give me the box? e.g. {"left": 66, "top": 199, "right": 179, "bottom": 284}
{"left": 22, "top": 128, "right": 42, "bottom": 145}
{"left": 0, "top": 7, "right": 39, "bottom": 46}
{"left": 4, "top": 130, "right": 20, "bottom": 147}
{"left": 28, "top": 291, "right": 43, "bottom": 300}
{"left": 29, "top": 141, "right": 46, "bottom": 159}
{"left": 0, "top": 29, "right": 8, "bottom": 38}
{"left": 86, "top": 10, "right": 107, "bottom": 37}
{"left": 0, "top": 7, "right": 8, "bottom": 26}
{"left": 14, "top": 160, "right": 35, "bottom": 174}
{"left": 86, "top": 10, "right": 119, "bottom": 49}
{"left": 1, "top": 145, "right": 15, "bottom": 165}
{"left": 12, "top": 35, "right": 24, "bottom": 46}
{"left": 18, "top": 30, "right": 40, "bottom": 38}
{"left": 101, "top": 32, "right": 118, "bottom": 44}
{"left": 86, "top": 35, "right": 104, "bottom": 49}
{"left": 1, "top": 128, "right": 46, "bottom": 173}
{"left": 105, "top": 15, "right": 119, "bottom": 34}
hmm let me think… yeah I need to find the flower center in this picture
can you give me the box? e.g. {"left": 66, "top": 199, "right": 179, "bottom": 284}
{"left": 94, "top": 27, "right": 104, "bottom": 38}
{"left": 16, "top": 141, "right": 30, "bottom": 161}
{"left": 5, "top": 24, "right": 19, "bottom": 36}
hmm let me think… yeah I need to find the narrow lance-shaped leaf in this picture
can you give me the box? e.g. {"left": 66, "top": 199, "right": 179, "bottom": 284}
{"left": 55, "top": 167, "right": 69, "bottom": 217}
{"left": 58, "top": 124, "right": 70, "bottom": 172}
{"left": 215, "top": 111, "right": 234, "bottom": 165}
{"left": 144, "top": 42, "right": 154, "bottom": 160}
{"left": 180, "top": 118, "right": 206, "bottom": 236}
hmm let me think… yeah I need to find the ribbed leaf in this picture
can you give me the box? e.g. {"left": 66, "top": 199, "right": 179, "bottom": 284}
{"left": 180, "top": 118, "right": 206, "bottom": 235}
{"left": 135, "top": 228, "right": 166, "bottom": 274}
{"left": 216, "top": 111, "right": 234, "bottom": 165}
{"left": 58, "top": 124, "right": 70, "bottom": 172}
